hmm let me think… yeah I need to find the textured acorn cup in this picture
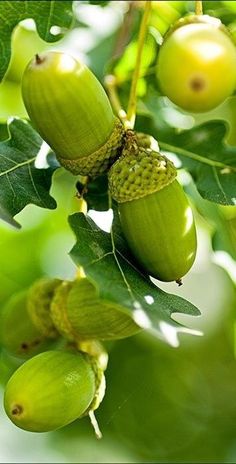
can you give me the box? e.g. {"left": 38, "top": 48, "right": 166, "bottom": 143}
{"left": 108, "top": 142, "right": 197, "bottom": 282}
{"left": 50, "top": 278, "right": 141, "bottom": 341}
{"left": 27, "top": 277, "right": 61, "bottom": 338}
{"left": 0, "top": 291, "right": 54, "bottom": 358}
{"left": 22, "top": 51, "right": 125, "bottom": 177}
{"left": 4, "top": 350, "right": 96, "bottom": 432}
{"left": 157, "top": 14, "right": 236, "bottom": 112}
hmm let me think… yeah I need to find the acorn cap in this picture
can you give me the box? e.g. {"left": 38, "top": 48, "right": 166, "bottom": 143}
{"left": 59, "top": 116, "right": 125, "bottom": 177}
{"left": 27, "top": 278, "right": 61, "bottom": 339}
{"left": 164, "top": 14, "right": 234, "bottom": 41}
{"left": 50, "top": 281, "right": 75, "bottom": 342}
{"left": 108, "top": 137, "right": 177, "bottom": 203}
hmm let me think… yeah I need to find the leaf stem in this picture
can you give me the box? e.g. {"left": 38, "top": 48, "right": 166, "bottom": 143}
{"left": 195, "top": 0, "right": 203, "bottom": 15}
{"left": 159, "top": 141, "right": 236, "bottom": 173}
{"left": 126, "top": 0, "right": 152, "bottom": 129}
{"left": 104, "top": 75, "right": 131, "bottom": 129}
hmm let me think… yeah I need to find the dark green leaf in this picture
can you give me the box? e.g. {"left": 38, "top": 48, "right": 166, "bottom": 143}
{"left": 0, "top": 0, "right": 73, "bottom": 80}
{"left": 87, "top": 0, "right": 110, "bottom": 5}
{"left": 77, "top": 175, "right": 109, "bottom": 212}
{"left": 186, "top": 181, "right": 236, "bottom": 261}
{"left": 136, "top": 112, "right": 236, "bottom": 206}
{"left": 0, "top": 119, "right": 57, "bottom": 228}
{"left": 159, "top": 121, "right": 236, "bottom": 205}
{"left": 69, "top": 212, "right": 200, "bottom": 346}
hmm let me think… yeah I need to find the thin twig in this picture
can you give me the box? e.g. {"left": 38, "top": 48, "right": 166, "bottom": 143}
{"left": 195, "top": 0, "right": 203, "bottom": 15}
{"left": 126, "top": 0, "right": 151, "bottom": 129}
{"left": 104, "top": 75, "right": 130, "bottom": 128}
{"left": 112, "top": 1, "right": 136, "bottom": 60}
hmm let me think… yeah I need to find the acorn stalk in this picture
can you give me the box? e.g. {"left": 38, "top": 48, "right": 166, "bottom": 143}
{"left": 108, "top": 135, "right": 197, "bottom": 283}
{"left": 22, "top": 51, "right": 125, "bottom": 177}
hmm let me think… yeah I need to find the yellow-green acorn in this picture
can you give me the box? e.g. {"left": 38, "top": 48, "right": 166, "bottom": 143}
{"left": 0, "top": 291, "right": 54, "bottom": 359}
{"left": 4, "top": 350, "right": 98, "bottom": 432}
{"left": 27, "top": 277, "right": 61, "bottom": 339}
{"left": 50, "top": 278, "right": 141, "bottom": 341}
{"left": 108, "top": 137, "right": 197, "bottom": 283}
{"left": 157, "top": 15, "right": 236, "bottom": 112}
{"left": 21, "top": 51, "right": 125, "bottom": 177}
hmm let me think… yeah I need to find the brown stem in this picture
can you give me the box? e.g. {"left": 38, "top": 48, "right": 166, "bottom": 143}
{"left": 112, "top": 1, "right": 136, "bottom": 60}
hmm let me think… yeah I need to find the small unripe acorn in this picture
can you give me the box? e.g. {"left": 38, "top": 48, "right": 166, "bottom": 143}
{"left": 27, "top": 277, "right": 61, "bottom": 339}
{"left": 50, "top": 278, "right": 141, "bottom": 341}
{"left": 22, "top": 51, "right": 125, "bottom": 177}
{"left": 4, "top": 350, "right": 97, "bottom": 432}
{"left": 108, "top": 135, "right": 197, "bottom": 283}
{"left": 157, "top": 15, "right": 236, "bottom": 112}
{"left": 0, "top": 291, "right": 54, "bottom": 359}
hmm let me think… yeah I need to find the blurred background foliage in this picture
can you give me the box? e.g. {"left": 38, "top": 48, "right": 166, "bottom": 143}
{"left": 0, "top": 1, "right": 236, "bottom": 462}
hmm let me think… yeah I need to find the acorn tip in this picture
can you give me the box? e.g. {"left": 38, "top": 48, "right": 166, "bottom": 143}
{"left": 12, "top": 404, "right": 23, "bottom": 417}
{"left": 35, "top": 54, "right": 44, "bottom": 65}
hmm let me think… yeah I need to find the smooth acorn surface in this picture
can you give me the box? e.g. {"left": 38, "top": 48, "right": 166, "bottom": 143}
{"left": 0, "top": 291, "right": 53, "bottom": 358}
{"left": 119, "top": 180, "right": 197, "bottom": 282}
{"left": 109, "top": 142, "right": 197, "bottom": 283}
{"left": 4, "top": 350, "right": 96, "bottom": 432}
{"left": 21, "top": 51, "right": 122, "bottom": 177}
{"left": 157, "top": 16, "right": 236, "bottom": 112}
{"left": 50, "top": 278, "right": 141, "bottom": 341}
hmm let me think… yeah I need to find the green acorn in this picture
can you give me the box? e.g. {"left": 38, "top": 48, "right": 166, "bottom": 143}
{"left": 4, "top": 350, "right": 100, "bottom": 432}
{"left": 50, "top": 278, "right": 141, "bottom": 341}
{"left": 27, "top": 277, "right": 61, "bottom": 339}
{"left": 156, "top": 14, "right": 236, "bottom": 112}
{"left": 21, "top": 51, "right": 125, "bottom": 177}
{"left": 0, "top": 291, "right": 54, "bottom": 359}
{"left": 108, "top": 135, "right": 197, "bottom": 283}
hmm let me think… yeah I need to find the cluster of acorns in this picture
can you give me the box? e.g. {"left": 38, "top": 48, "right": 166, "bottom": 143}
{"left": 1, "top": 277, "right": 141, "bottom": 433}
{"left": 2, "top": 9, "right": 236, "bottom": 434}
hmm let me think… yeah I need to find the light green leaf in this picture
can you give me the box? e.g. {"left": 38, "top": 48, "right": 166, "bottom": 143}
{"left": 0, "top": 0, "right": 73, "bottom": 80}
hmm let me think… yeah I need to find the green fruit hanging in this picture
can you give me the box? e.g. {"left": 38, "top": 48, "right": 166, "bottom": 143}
{"left": 50, "top": 278, "right": 141, "bottom": 341}
{"left": 0, "top": 291, "right": 54, "bottom": 358}
{"left": 109, "top": 135, "right": 197, "bottom": 283}
{"left": 157, "top": 15, "right": 236, "bottom": 112}
{"left": 21, "top": 51, "right": 125, "bottom": 177}
{"left": 4, "top": 350, "right": 101, "bottom": 432}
